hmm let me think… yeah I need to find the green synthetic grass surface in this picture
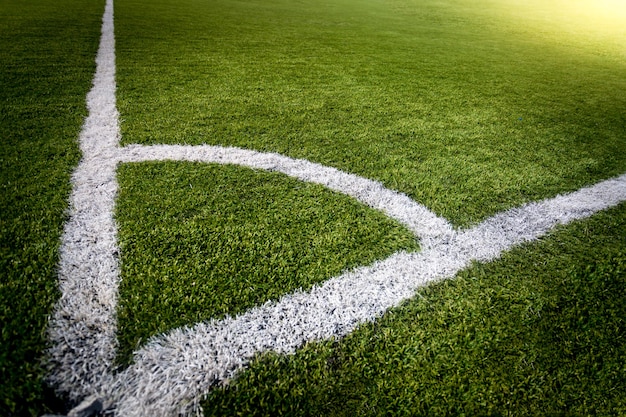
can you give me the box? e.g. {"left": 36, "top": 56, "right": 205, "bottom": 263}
{"left": 116, "top": 0, "right": 626, "bottom": 227}
{"left": 0, "top": 0, "right": 103, "bottom": 415}
{"left": 115, "top": 162, "right": 419, "bottom": 364}
{"left": 1, "top": 0, "right": 625, "bottom": 415}
{"left": 113, "top": 0, "right": 625, "bottom": 413}
{"left": 204, "top": 203, "right": 626, "bottom": 416}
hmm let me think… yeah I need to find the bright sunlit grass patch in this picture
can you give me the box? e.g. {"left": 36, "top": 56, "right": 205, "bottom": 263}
{"left": 484, "top": 0, "right": 626, "bottom": 47}
{"left": 557, "top": 0, "right": 626, "bottom": 33}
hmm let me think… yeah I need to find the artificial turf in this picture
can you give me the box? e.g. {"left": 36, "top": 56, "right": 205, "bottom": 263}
{"left": 203, "top": 203, "right": 626, "bottom": 416}
{"left": 115, "top": 0, "right": 626, "bottom": 227}
{"left": 115, "top": 161, "right": 419, "bottom": 365}
{"left": 1, "top": 0, "right": 625, "bottom": 415}
{"left": 0, "top": 0, "right": 104, "bottom": 415}
{"left": 111, "top": 0, "right": 626, "bottom": 413}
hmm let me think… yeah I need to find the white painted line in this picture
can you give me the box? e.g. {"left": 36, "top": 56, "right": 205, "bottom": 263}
{"left": 120, "top": 144, "right": 454, "bottom": 244}
{"left": 46, "top": 0, "right": 119, "bottom": 402}
{"left": 46, "top": 0, "right": 626, "bottom": 415}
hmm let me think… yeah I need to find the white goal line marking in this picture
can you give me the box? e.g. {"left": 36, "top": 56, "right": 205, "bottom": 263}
{"left": 45, "top": 0, "right": 626, "bottom": 415}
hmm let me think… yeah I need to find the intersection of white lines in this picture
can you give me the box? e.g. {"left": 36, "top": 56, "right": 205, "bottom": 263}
{"left": 45, "top": 0, "right": 626, "bottom": 415}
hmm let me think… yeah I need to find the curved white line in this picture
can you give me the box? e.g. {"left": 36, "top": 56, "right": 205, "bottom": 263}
{"left": 120, "top": 144, "right": 454, "bottom": 244}
{"left": 45, "top": 0, "right": 451, "bottom": 405}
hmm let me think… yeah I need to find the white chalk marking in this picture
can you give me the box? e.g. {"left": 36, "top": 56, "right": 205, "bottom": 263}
{"left": 106, "top": 172, "right": 626, "bottom": 417}
{"left": 46, "top": 0, "right": 119, "bottom": 401}
{"left": 120, "top": 144, "right": 454, "bottom": 244}
{"left": 46, "top": 0, "right": 626, "bottom": 415}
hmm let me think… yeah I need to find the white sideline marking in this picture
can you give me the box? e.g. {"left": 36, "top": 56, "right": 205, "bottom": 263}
{"left": 46, "top": 0, "right": 626, "bottom": 415}
{"left": 46, "top": 0, "right": 119, "bottom": 400}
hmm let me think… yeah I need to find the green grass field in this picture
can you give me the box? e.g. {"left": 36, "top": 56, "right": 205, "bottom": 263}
{"left": 0, "top": 0, "right": 102, "bottom": 414}
{"left": 1, "top": 0, "right": 625, "bottom": 415}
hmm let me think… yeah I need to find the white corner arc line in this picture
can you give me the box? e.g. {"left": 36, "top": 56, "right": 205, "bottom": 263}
{"left": 46, "top": 0, "right": 626, "bottom": 415}
{"left": 119, "top": 144, "right": 454, "bottom": 243}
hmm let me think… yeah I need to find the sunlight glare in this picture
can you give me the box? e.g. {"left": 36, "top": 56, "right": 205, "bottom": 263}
{"left": 566, "top": 0, "right": 626, "bottom": 34}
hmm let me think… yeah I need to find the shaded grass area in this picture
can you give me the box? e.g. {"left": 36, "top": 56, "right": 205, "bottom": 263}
{"left": 203, "top": 203, "right": 626, "bottom": 416}
{"left": 115, "top": 0, "right": 626, "bottom": 227}
{"left": 115, "top": 162, "right": 419, "bottom": 364}
{"left": 0, "top": 0, "right": 104, "bottom": 415}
